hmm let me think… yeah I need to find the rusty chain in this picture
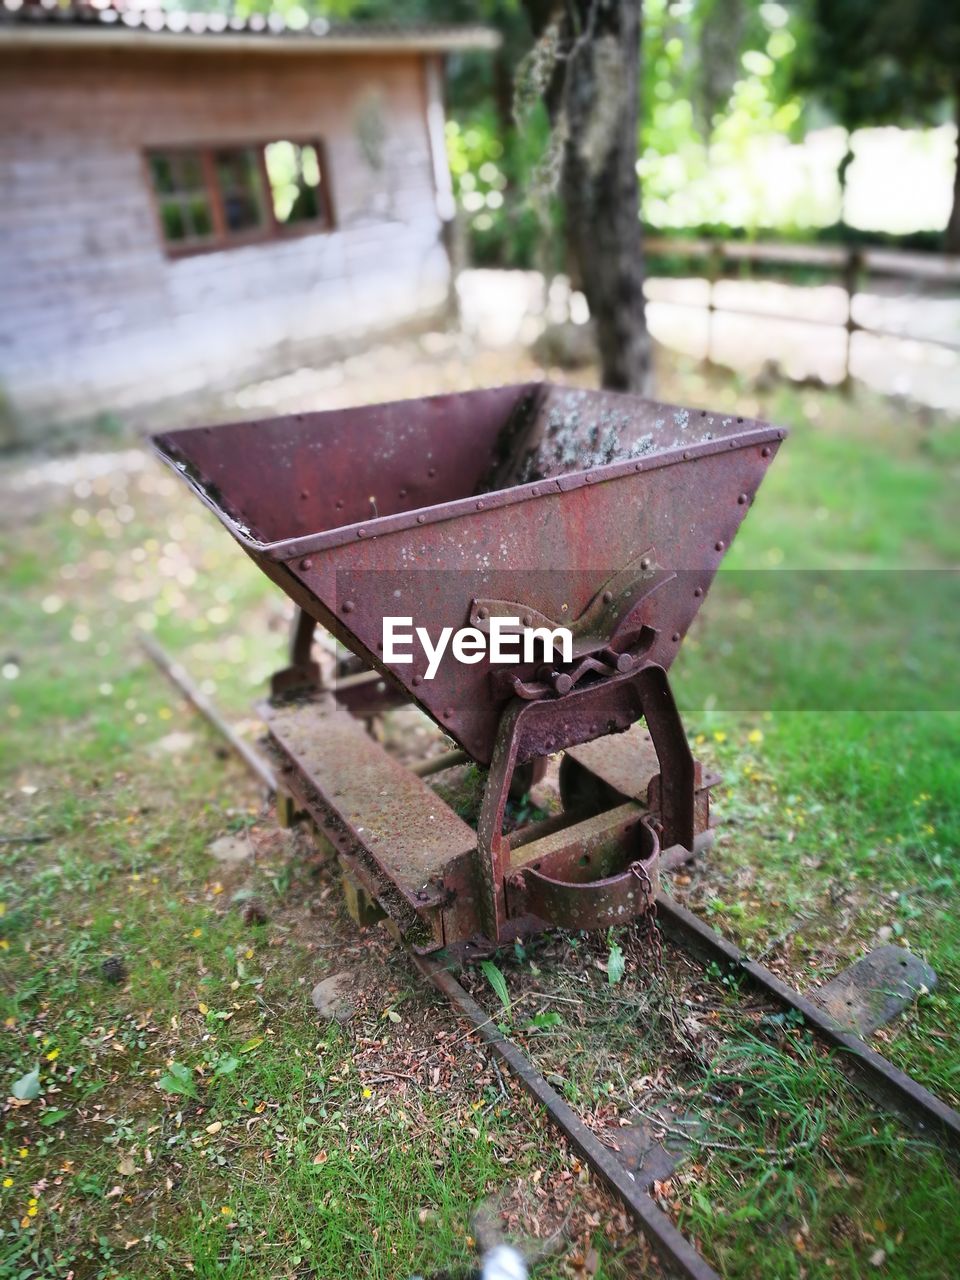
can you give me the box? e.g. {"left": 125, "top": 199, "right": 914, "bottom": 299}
{"left": 628, "top": 857, "right": 665, "bottom": 980}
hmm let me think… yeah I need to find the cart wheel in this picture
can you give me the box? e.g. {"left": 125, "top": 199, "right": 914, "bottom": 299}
{"left": 559, "top": 753, "right": 619, "bottom": 816}
{"left": 509, "top": 756, "right": 547, "bottom": 802}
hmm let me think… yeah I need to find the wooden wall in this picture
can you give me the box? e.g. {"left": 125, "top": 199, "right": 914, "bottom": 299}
{"left": 0, "top": 46, "right": 451, "bottom": 444}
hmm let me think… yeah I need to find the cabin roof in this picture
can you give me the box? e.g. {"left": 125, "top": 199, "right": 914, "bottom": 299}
{"left": 0, "top": 0, "right": 501, "bottom": 54}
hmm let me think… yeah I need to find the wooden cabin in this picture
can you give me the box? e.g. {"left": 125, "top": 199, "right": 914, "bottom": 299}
{"left": 0, "top": 1, "right": 496, "bottom": 445}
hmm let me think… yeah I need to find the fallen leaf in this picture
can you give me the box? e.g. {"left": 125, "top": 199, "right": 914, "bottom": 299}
{"left": 12, "top": 1066, "right": 41, "bottom": 1102}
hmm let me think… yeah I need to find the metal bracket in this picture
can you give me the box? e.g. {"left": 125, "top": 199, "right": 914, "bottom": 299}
{"left": 477, "top": 663, "right": 695, "bottom": 940}
{"left": 512, "top": 817, "right": 660, "bottom": 930}
{"left": 270, "top": 607, "right": 322, "bottom": 697}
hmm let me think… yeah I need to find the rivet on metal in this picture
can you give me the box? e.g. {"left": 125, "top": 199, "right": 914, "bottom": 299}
{"left": 694, "top": 587, "right": 703, "bottom": 597}
{"left": 715, "top": 540, "right": 725, "bottom": 551}
{"left": 342, "top": 600, "right": 355, "bottom": 613}
{"left": 584, "top": 473, "right": 593, "bottom": 483}
{"left": 300, "top": 558, "right": 312, "bottom": 570}
{"left": 683, "top": 451, "right": 691, "bottom": 460}
{"left": 427, "top": 467, "right": 437, "bottom": 478}
{"left": 635, "top": 461, "right": 643, "bottom": 471}
{"left": 417, "top": 515, "right": 426, "bottom": 524}
{"left": 640, "top": 556, "right": 651, "bottom": 570}
{"left": 357, "top": 529, "right": 365, "bottom": 537}
{"left": 761, "top": 446, "right": 771, "bottom": 458}
{"left": 412, "top": 674, "right": 421, "bottom": 686}
{"left": 522, "top": 615, "right": 532, "bottom": 627}
{"left": 399, "top": 488, "right": 408, "bottom": 498}
{"left": 477, "top": 607, "right": 488, "bottom": 621}
{"left": 737, "top": 493, "right": 748, "bottom": 504}
{"left": 602, "top": 590, "right": 613, "bottom": 604}
{"left": 300, "top": 489, "right": 309, "bottom": 500}
{"left": 476, "top": 501, "right": 484, "bottom": 510}
{"left": 531, "top": 487, "right": 538, "bottom": 496}
{"left": 672, "top": 632, "right": 680, "bottom": 642}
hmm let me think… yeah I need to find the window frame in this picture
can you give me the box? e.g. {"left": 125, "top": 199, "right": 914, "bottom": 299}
{"left": 144, "top": 139, "right": 335, "bottom": 258}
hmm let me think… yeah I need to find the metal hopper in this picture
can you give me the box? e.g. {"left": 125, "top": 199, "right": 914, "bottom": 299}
{"left": 153, "top": 383, "right": 784, "bottom": 954}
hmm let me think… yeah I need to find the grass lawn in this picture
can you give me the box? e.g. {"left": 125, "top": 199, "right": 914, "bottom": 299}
{"left": 1, "top": 362, "right": 958, "bottom": 1278}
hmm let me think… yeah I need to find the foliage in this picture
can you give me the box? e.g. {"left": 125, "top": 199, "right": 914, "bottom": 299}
{"left": 606, "top": 938, "right": 626, "bottom": 985}
{"left": 446, "top": 105, "right": 559, "bottom": 269}
{"left": 641, "top": 0, "right": 812, "bottom": 232}
{"left": 789, "top": 0, "right": 960, "bottom": 243}
{"left": 480, "top": 959, "right": 512, "bottom": 1013}
{"left": 446, "top": 0, "right": 839, "bottom": 259}
{"left": 790, "top": 0, "right": 960, "bottom": 133}
{"left": 157, "top": 1061, "right": 199, "bottom": 1100}
{"left": 11, "top": 1067, "right": 41, "bottom": 1103}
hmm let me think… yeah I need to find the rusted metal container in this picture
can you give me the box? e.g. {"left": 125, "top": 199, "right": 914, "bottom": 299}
{"left": 154, "top": 383, "right": 784, "bottom": 954}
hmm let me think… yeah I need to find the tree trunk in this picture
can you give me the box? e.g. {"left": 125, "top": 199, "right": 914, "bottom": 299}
{"left": 525, "top": 0, "right": 651, "bottom": 392}
{"left": 946, "top": 91, "right": 960, "bottom": 256}
{"left": 837, "top": 131, "right": 854, "bottom": 229}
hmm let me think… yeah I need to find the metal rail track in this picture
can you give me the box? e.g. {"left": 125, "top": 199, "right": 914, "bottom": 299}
{"left": 416, "top": 954, "right": 722, "bottom": 1280}
{"left": 655, "top": 894, "right": 960, "bottom": 1158}
{"left": 143, "top": 640, "right": 960, "bottom": 1279}
{"left": 417, "top": 904, "right": 960, "bottom": 1280}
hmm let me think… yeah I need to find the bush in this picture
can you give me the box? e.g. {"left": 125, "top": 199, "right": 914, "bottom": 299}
{"left": 446, "top": 105, "right": 564, "bottom": 270}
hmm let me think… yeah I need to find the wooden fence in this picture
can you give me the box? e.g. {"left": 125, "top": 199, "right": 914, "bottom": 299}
{"left": 644, "top": 237, "right": 960, "bottom": 384}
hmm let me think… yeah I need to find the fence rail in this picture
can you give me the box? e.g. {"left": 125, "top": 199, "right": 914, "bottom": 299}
{"left": 642, "top": 237, "right": 960, "bottom": 386}
{"left": 646, "top": 237, "right": 960, "bottom": 283}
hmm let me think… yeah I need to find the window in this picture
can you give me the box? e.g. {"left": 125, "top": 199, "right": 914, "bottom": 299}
{"left": 264, "top": 141, "right": 325, "bottom": 227}
{"left": 148, "top": 151, "right": 214, "bottom": 246}
{"left": 146, "top": 140, "right": 332, "bottom": 254}
{"left": 215, "top": 148, "right": 265, "bottom": 234}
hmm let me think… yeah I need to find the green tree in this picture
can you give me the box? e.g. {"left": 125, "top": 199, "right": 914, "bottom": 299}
{"left": 642, "top": 0, "right": 805, "bottom": 233}
{"left": 792, "top": 0, "right": 960, "bottom": 250}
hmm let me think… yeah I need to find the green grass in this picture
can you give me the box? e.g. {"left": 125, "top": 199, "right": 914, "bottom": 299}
{"left": 657, "top": 380, "right": 960, "bottom": 1104}
{"left": 463, "top": 926, "right": 960, "bottom": 1280}
{"left": 677, "top": 1029, "right": 960, "bottom": 1279}
{"left": 1, "top": 375, "right": 959, "bottom": 1277}
{"left": 0, "top": 459, "right": 640, "bottom": 1277}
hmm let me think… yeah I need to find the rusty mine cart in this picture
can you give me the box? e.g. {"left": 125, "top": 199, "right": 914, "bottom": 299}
{"left": 154, "top": 382, "right": 784, "bottom": 959}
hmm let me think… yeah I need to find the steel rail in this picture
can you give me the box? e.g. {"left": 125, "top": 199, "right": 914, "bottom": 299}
{"left": 655, "top": 893, "right": 960, "bottom": 1157}
{"left": 140, "top": 643, "right": 960, "bottom": 1243}
{"left": 419, "top": 905, "right": 960, "bottom": 1280}
{"left": 137, "top": 632, "right": 278, "bottom": 794}
{"left": 416, "top": 953, "right": 721, "bottom": 1280}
